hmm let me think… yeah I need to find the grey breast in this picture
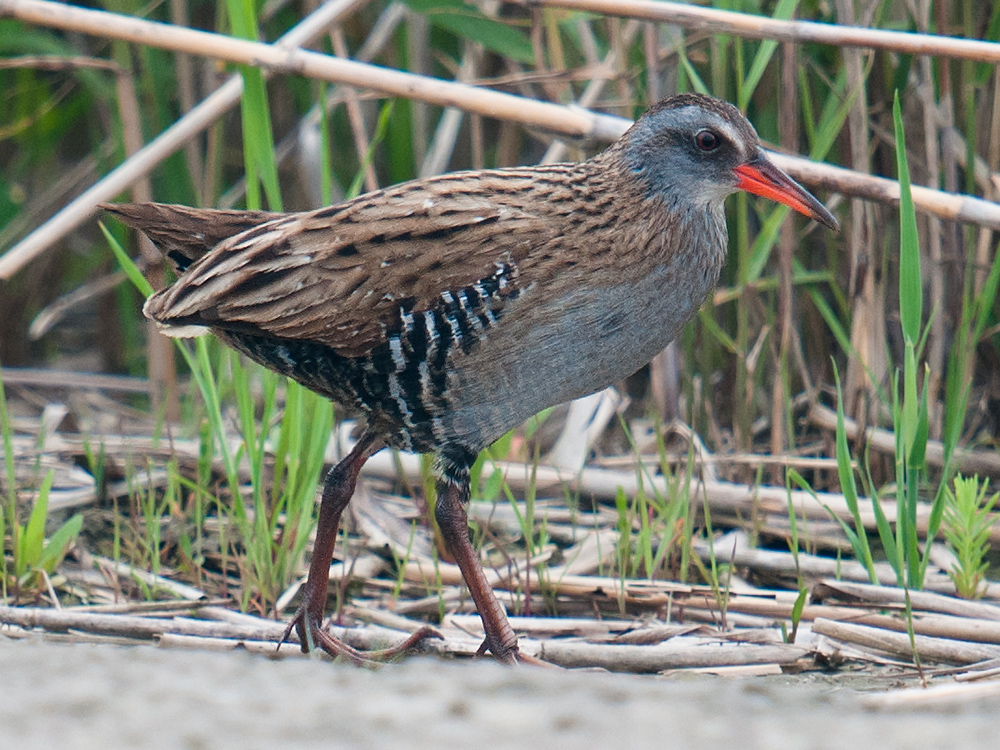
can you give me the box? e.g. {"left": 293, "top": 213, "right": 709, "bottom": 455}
{"left": 442, "top": 249, "right": 724, "bottom": 449}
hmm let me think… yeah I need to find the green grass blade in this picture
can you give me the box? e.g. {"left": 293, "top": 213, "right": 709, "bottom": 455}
{"left": 225, "top": 0, "right": 281, "bottom": 210}
{"left": 103, "top": 224, "right": 154, "bottom": 297}
{"left": 676, "top": 45, "right": 710, "bottom": 96}
{"left": 893, "top": 91, "right": 921, "bottom": 346}
{"left": 35, "top": 512, "right": 83, "bottom": 573}
{"left": 21, "top": 469, "right": 55, "bottom": 575}
{"left": 401, "top": 0, "right": 534, "bottom": 64}
{"left": 347, "top": 101, "right": 394, "bottom": 199}
{"left": 832, "top": 365, "right": 878, "bottom": 583}
{"left": 738, "top": 0, "right": 800, "bottom": 108}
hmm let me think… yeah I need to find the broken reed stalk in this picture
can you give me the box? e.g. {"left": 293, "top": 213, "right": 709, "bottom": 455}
{"left": 513, "top": 0, "right": 1000, "bottom": 64}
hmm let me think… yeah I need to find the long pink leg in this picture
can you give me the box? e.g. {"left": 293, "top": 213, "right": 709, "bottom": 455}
{"left": 434, "top": 466, "right": 520, "bottom": 664}
{"left": 280, "top": 431, "right": 435, "bottom": 662}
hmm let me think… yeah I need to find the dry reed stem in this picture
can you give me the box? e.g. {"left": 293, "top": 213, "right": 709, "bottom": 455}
{"left": 541, "top": 19, "right": 641, "bottom": 165}
{"left": 0, "top": 0, "right": 599, "bottom": 137}
{"left": 814, "top": 580, "right": 1000, "bottom": 620}
{"left": 844, "top": 613, "right": 1000, "bottom": 646}
{"left": 808, "top": 401, "right": 1000, "bottom": 476}
{"left": 515, "top": 0, "right": 1000, "bottom": 63}
{"left": 812, "top": 617, "right": 1000, "bottom": 665}
{"left": 1, "top": 600, "right": 824, "bottom": 669}
{"left": 113, "top": 59, "right": 178, "bottom": 420}
{"left": 0, "top": 605, "right": 286, "bottom": 641}
{"left": 0, "top": 367, "right": 153, "bottom": 392}
{"left": 330, "top": 26, "right": 379, "bottom": 193}
{"left": 765, "top": 150, "right": 1000, "bottom": 230}
{"left": 21, "top": 415, "right": 983, "bottom": 544}
{"left": 861, "top": 679, "right": 1000, "bottom": 708}
{"left": 418, "top": 48, "right": 478, "bottom": 178}
{"left": 915, "top": 1, "right": 947, "bottom": 439}
{"left": 836, "top": 0, "right": 881, "bottom": 419}
{"left": 0, "top": 605, "right": 434, "bottom": 653}
{"left": 535, "top": 640, "right": 810, "bottom": 672}
{"left": 691, "top": 538, "right": 953, "bottom": 589}
{"left": 168, "top": 0, "right": 204, "bottom": 204}
{"left": 443, "top": 613, "right": 672, "bottom": 638}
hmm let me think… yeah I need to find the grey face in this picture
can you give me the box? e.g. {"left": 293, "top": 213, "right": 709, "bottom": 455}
{"left": 621, "top": 103, "right": 760, "bottom": 207}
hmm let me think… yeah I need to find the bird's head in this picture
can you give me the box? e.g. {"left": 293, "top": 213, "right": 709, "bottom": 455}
{"left": 620, "top": 93, "right": 839, "bottom": 231}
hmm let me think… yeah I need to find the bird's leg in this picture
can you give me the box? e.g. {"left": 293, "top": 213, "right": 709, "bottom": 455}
{"left": 280, "top": 431, "right": 435, "bottom": 663}
{"left": 434, "top": 451, "right": 521, "bottom": 664}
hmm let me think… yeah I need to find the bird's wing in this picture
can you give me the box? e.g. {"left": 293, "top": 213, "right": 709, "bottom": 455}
{"left": 140, "top": 174, "right": 564, "bottom": 357}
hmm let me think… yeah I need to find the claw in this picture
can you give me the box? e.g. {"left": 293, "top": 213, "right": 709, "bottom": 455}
{"left": 473, "top": 636, "right": 554, "bottom": 667}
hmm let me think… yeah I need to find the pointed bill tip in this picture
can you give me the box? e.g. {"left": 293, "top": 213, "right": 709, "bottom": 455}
{"left": 734, "top": 157, "right": 839, "bottom": 232}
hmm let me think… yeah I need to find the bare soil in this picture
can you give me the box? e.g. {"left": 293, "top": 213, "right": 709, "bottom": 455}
{"left": 2, "top": 637, "right": 998, "bottom": 750}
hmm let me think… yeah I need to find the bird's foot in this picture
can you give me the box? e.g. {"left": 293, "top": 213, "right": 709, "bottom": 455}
{"left": 474, "top": 637, "right": 556, "bottom": 668}
{"left": 278, "top": 605, "right": 440, "bottom": 665}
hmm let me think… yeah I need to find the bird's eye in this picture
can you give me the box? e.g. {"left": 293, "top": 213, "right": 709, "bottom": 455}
{"left": 695, "top": 130, "right": 720, "bottom": 151}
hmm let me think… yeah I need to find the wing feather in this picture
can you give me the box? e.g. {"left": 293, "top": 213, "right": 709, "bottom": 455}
{"left": 136, "top": 174, "right": 563, "bottom": 357}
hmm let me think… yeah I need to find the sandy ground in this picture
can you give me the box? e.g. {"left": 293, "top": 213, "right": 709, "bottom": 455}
{"left": 1, "top": 637, "right": 998, "bottom": 750}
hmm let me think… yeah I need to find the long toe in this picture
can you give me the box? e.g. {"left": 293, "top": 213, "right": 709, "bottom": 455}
{"left": 514, "top": 650, "right": 559, "bottom": 668}
{"left": 279, "top": 606, "right": 440, "bottom": 665}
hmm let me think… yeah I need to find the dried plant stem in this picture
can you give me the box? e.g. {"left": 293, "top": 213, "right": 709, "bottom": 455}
{"left": 535, "top": 640, "right": 809, "bottom": 672}
{"left": 815, "top": 580, "right": 1000, "bottom": 619}
{"left": 513, "top": 0, "right": 1000, "bottom": 64}
{"left": 541, "top": 19, "right": 641, "bottom": 165}
{"left": 0, "top": 0, "right": 600, "bottom": 138}
{"left": 113, "top": 62, "right": 178, "bottom": 420}
{"left": 916, "top": 1, "right": 946, "bottom": 438}
{"left": 169, "top": 0, "right": 204, "bottom": 204}
{"left": 836, "top": 0, "right": 881, "bottom": 420}
{"left": 812, "top": 618, "right": 1000, "bottom": 665}
{"left": 771, "top": 40, "right": 798, "bottom": 473}
{"left": 330, "top": 26, "right": 379, "bottom": 193}
{"left": 418, "top": 48, "right": 478, "bottom": 178}
{"left": 808, "top": 402, "right": 1000, "bottom": 476}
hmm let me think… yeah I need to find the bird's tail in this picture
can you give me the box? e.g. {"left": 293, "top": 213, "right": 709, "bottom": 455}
{"left": 101, "top": 202, "right": 279, "bottom": 274}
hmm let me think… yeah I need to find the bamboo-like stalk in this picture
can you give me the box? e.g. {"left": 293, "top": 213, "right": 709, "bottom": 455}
{"left": 0, "top": 604, "right": 434, "bottom": 653}
{"left": 916, "top": 0, "right": 947, "bottom": 439}
{"left": 535, "top": 640, "right": 810, "bottom": 672}
{"left": 169, "top": 0, "right": 204, "bottom": 205}
{"left": 814, "top": 580, "right": 1000, "bottom": 619}
{"left": 837, "top": 0, "right": 882, "bottom": 420}
{"left": 808, "top": 401, "right": 1000, "bottom": 476}
{"left": 862, "top": 679, "right": 1000, "bottom": 708}
{"left": 510, "top": 0, "right": 1000, "bottom": 64}
{"left": 812, "top": 617, "right": 1000, "bottom": 665}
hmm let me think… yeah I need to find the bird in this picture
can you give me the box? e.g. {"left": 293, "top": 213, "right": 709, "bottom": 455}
{"left": 104, "top": 93, "right": 838, "bottom": 665}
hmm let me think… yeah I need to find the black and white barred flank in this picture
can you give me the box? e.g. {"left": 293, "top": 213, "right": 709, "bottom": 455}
{"left": 223, "top": 261, "right": 520, "bottom": 454}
